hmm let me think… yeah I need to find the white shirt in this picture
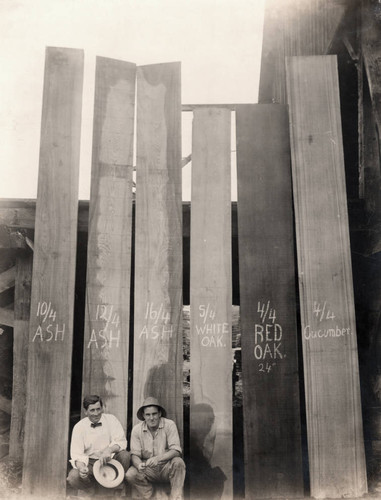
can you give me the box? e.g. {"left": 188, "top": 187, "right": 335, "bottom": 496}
{"left": 70, "top": 413, "right": 127, "bottom": 468}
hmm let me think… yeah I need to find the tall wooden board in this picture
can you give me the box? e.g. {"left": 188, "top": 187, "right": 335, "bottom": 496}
{"left": 236, "top": 104, "right": 303, "bottom": 498}
{"left": 81, "top": 57, "right": 136, "bottom": 428}
{"left": 189, "top": 108, "right": 232, "bottom": 499}
{"left": 22, "top": 47, "right": 83, "bottom": 496}
{"left": 286, "top": 55, "right": 367, "bottom": 498}
{"left": 9, "top": 251, "right": 32, "bottom": 460}
{"left": 133, "top": 63, "right": 183, "bottom": 433}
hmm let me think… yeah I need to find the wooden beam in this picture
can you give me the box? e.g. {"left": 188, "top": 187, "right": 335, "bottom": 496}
{"left": 0, "top": 266, "right": 15, "bottom": 294}
{"left": 81, "top": 56, "right": 136, "bottom": 429}
{"left": 0, "top": 306, "right": 14, "bottom": 327}
{"left": 22, "top": 47, "right": 83, "bottom": 497}
{"left": 189, "top": 108, "right": 232, "bottom": 499}
{"left": 286, "top": 55, "right": 367, "bottom": 498}
{"left": 9, "top": 251, "right": 32, "bottom": 460}
{"left": 133, "top": 63, "right": 183, "bottom": 434}
{"left": 236, "top": 104, "right": 304, "bottom": 498}
{"left": 0, "top": 395, "right": 12, "bottom": 415}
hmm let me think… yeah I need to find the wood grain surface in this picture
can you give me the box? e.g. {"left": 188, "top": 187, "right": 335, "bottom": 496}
{"left": 236, "top": 104, "right": 304, "bottom": 498}
{"left": 9, "top": 251, "right": 32, "bottom": 460}
{"left": 286, "top": 55, "right": 367, "bottom": 498}
{"left": 22, "top": 47, "right": 83, "bottom": 497}
{"left": 81, "top": 57, "right": 136, "bottom": 429}
{"left": 133, "top": 63, "right": 183, "bottom": 435}
{"left": 189, "top": 108, "right": 232, "bottom": 500}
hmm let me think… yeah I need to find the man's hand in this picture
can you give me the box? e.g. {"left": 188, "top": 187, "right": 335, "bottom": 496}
{"left": 99, "top": 447, "right": 112, "bottom": 466}
{"left": 78, "top": 465, "right": 89, "bottom": 478}
{"left": 137, "top": 462, "right": 146, "bottom": 473}
{"left": 146, "top": 456, "right": 160, "bottom": 468}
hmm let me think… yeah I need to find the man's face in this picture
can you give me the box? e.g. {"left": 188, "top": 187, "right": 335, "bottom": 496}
{"left": 85, "top": 401, "right": 103, "bottom": 424}
{"left": 143, "top": 406, "right": 161, "bottom": 430}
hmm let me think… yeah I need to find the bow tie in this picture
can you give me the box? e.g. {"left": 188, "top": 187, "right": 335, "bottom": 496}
{"left": 91, "top": 422, "right": 102, "bottom": 428}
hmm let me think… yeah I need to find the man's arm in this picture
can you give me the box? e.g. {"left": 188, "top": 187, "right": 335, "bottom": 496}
{"left": 145, "top": 420, "right": 182, "bottom": 468}
{"left": 146, "top": 449, "right": 180, "bottom": 468}
{"left": 70, "top": 423, "right": 89, "bottom": 469}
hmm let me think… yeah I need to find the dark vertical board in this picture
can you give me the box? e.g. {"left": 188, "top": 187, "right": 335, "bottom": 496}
{"left": 133, "top": 63, "right": 183, "bottom": 434}
{"left": 189, "top": 108, "right": 232, "bottom": 499}
{"left": 286, "top": 55, "right": 367, "bottom": 498}
{"left": 9, "top": 251, "right": 32, "bottom": 460}
{"left": 81, "top": 57, "right": 136, "bottom": 429}
{"left": 236, "top": 104, "right": 304, "bottom": 498}
{"left": 22, "top": 47, "right": 83, "bottom": 497}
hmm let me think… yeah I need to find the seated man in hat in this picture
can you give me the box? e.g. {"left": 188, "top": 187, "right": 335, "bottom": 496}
{"left": 67, "top": 394, "right": 130, "bottom": 495}
{"left": 126, "top": 397, "right": 186, "bottom": 500}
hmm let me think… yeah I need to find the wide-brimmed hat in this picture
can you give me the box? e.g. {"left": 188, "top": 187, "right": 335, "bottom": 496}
{"left": 93, "top": 459, "right": 124, "bottom": 488}
{"left": 137, "top": 397, "right": 167, "bottom": 421}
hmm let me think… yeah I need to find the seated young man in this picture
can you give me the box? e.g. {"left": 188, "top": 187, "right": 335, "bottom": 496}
{"left": 67, "top": 394, "right": 130, "bottom": 495}
{"left": 126, "top": 397, "right": 186, "bottom": 500}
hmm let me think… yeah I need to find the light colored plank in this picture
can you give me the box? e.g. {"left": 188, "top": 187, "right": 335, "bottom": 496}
{"left": 133, "top": 63, "right": 183, "bottom": 434}
{"left": 81, "top": 57, "right": 136, "bottom": 429}
{"left": 9, "top": 251, "right": 32, "bottom": 460}
{"left": 189, "top": 108, "right": 232, "bottom": 500}
{"left": 286, "top": 55, "right": 367, "bottom": 498}
{"left": 0, "top": 266, "right": 15, "bottom": 294}
{"left": 22, "top": 47, "right": 83, "bottom": 497}
{"left": 236, "top": 104, "right": 304, "bottom": 498}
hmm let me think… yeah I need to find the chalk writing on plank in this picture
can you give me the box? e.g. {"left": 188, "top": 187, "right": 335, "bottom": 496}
{"left": 139, "top": 302, "right": 173, "bottom": 340}
{"left": 254, "top": 301, "right": 284, "bottom": 368}
{"left": 196, "top": 304, "right": 228, "bottom": 348}
{"left": 87, "top": 304, "right": 121, "bottom": 349}
{"left": 32, "top": 301, "right": 65, "bottom": 342}
{"left": 303, "top": 300, "right": 352, "bottom": 341}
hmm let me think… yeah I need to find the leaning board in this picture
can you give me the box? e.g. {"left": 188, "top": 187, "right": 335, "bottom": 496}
{"left": 236, "top": 104, "right": 303, "bottom": 498}
{"left": 133, "top": 63, "right": 183, "bottom": 433}
{"left": 286, "top": 55, "right": 367, "bottom": 498}
{"left": 22, "top": 47, "right": 83, "bottom": 496}
{"left": 189, "top": 108, "right": 232, "bottom": 500}
{"left": 82, "top": 57, "right": 136, "bottom": 429}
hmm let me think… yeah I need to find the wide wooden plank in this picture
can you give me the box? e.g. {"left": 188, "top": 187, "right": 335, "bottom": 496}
{"left": 22, "top": 47, "right": 83, "bottom": 497}
{"left": 9, "top": 251, "right": 32, "bottom": 460}
{"left": 236, "top": 104, "right": 304, "bottom": 498}
{"left": 133, "top": 63, "right": 183, "bottom": 434}
{"left": 189, "top": 108, "right": 232, "bottom": 500}
{"left": 259, "top": 0, "right": 347, "bottom": 104}
{"left": 286, "top": 55, "right": 367, "bottom": 498}
{"left": 81, "top": 57, "right": 136, "bottom": 429}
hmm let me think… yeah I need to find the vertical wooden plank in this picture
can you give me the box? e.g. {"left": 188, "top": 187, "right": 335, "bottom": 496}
{"left": 236, "top": 104, "right": 304, "bottom": 498}
{"left": 9, "top": 251, "right": 32, "bottom": 460}
{"left": 133, "top": 63, "right": 183, "bottom": 434}
{"left": 286, "top": 55, "right": 367, "bottom": 498}
{"left": 81, "top": 57, "right": 136, "bottom": 429}
{"left": 22, "top": 47, "right": 83, "bottom": 497}
{"left": 189, "top": 108, "right": 232, "bottom": 500}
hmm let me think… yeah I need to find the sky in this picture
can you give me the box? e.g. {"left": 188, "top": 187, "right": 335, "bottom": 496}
{"left": 0, "top": 0, "right": 265, "bottom": 200}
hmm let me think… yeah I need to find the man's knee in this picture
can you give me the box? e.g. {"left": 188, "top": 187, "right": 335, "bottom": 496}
{"left": 115, "top": 449, "right": 131, "bottom": 471}
{"left": 67, "top": 468, "right": 81, "bottom": 488}
{"left": 126, "top": 465, "right": 139, "bottom": 483}
{"left": 170, "top": 457, "right": 186, "bottom": 472}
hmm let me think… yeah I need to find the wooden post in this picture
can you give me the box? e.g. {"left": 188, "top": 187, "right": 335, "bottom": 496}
{"left": 81, "top": 57, "right": 136, "bottom": 429}
{"left": 9, "top": 251, "right": 32, "bottom": 460}
{"left": 189, "top": 108, "right": 232, "bottom": 500}
{"left": 286, "top": 55, "right": 367, "bottom": 498}
{"left": 22, "top": 47, "right": 83, "bottom": 497}
{"left": 236, "top": 104, "right": 304, "bottom": 498}
{"left": 133, "top": 63, "right": 183, "bottom": 434}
